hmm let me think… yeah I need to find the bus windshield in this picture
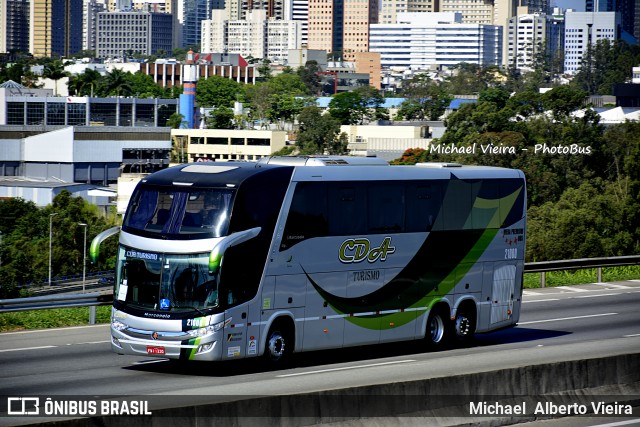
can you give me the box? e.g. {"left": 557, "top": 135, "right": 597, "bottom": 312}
{"left": 123, "top": 187, "right": 234, "bottom": 238}
{"left": 115, "top": 246, "right": 219, "bottom": 313}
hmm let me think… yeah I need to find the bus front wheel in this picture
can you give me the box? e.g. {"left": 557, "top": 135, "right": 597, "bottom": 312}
{"left": 264, "top": 322, "right": 293, "bottom": 367}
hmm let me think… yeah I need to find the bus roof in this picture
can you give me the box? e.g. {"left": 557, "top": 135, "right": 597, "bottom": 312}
{"left": 257, "top": 156, "right": 390, "bottom": 166}
{"left": 138, "top": 159, "right": 524, "bottom": 188}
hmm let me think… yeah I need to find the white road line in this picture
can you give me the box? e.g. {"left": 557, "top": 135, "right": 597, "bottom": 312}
{"left": 276, "top": 360, "right": 416, "bottom": 378}
{"left": 556, "top": 286, "right": 589, "bottom": 292}
{"left": 629, "top": 279, "right": 640, "bottom": 283}
{"left": 519, "top": 313, "right": 617, "bottom": 325}
{"left": 576, "top": 293, "right": 620, "bottom": 299}
{"left": 0, "top": 324, "right": 107, "bottom": 336}
{"left": 624, "top": 333, "right": 640, "bottom": 338}
{"left": 595, "top": 283, "right": 630, "bottom": 289}
{"left": 585, "top": 419, "right": 640, "bottom": 427}
{"left": 523, "top": 290, "right": 542, "bottom": 295}
{"left": 522, "top": 299, "right": 560, "bottom": 303}
{"left": 0, "top": 340, "right": 109, "bottom": 353}
{"left": 0, "top": 345, "right": 57, "bottom": 353}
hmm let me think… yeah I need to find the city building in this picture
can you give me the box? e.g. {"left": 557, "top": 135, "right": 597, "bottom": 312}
{"left": 354, "top": 52, "right": 381, "bottom": 90}
{"left": 342, "top": 0, "right": 378, "bottom": 60}
{"left": 30, "top": 0, "right": 83, "bottom": 57}
{"left": 307, "top": 0, "right": 343, "bottom": 54}
{"left": 95, "top": 11, "right": 173, "bottom": 59}
{"left": 284, "top": 0, "right": 308, "bottom": 45}
{"left": 201, "top": 9, "right": 300, "bottom": 63}
{"left": 171, "top": 128, "right": 288, "bottom": 163}
{"left": 83, "top": 0, "right": 107, "bottom": 53}
{"left": 139, "top": 57, "right": 257, "bottom": 88}
{"left": 378, "top": 0, "right": 436, "bottom": 25}
{"left": 587, "top": 0, "right": 638, "bottom": 43}
{"left": 0, "top": 83, "right": 178, "bottom": 127}
{"left": 507, "top": 6, "right": 549, "bottom": 72}
{"left": 1, "top": 0, "right": 31, "bottom": 54}
{"left": 287, "top": 48, "right": 328, "bottom": 70}
{"left": 564, "top": 11, "right": 621, "bottom": 75}
{"left": 370, "top": 12, "right": 503, "bottom": 71}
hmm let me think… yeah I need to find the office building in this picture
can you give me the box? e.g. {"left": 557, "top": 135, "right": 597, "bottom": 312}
{"left": 564, "top": 11, "right": 621, "bottom": 75}
{"left": 370, "top": 12, "right": 503, "bottom": 70}
{"left": 95, "top": 11, "right": 173, "bottom": 59}
{"left": 201, "top": 9, "right": 300, "bottom": 63}
{"left": 1, "top": 0, "right": 30, "bottom": 54}
{"left": 30, "top": 0, "right": 83, "bottom": 57}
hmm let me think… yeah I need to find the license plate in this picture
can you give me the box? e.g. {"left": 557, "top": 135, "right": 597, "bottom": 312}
{"left": 146, "top": 346, "right": 165, "bottom": 355}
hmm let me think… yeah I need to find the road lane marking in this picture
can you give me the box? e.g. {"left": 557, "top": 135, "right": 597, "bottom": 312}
{"left": 594, "top": 282, "right": 630, "bottom": 289}
{"left": 523, "top": 298, "right": 560, "bottom": 303}
{"left": 0, "top": 324, "right": 108, "bottom": 336}
{"left": 556, "top": 286, "right": 588, "bottom": 292}
{"left": 586, "top": 419, "right": 640, "bottom": 427}
{"left": 0, "top": 341, "right": 109, "bottom": 353}
{"left": 519, "top": 313, "right": 617, "bottom": 325}
{"left": 624, "top": 333, "right": 640, "bottom": 338}
{"left": 0, "top": 345, "right": 57, "bottom": 353}
{"left": 276, "top": 360, "right": 416, "bottom": 378}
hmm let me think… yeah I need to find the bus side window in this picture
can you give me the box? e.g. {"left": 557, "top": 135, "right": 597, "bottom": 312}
{"left": 368, "top": 183, "right": 404, "bottom": 233}
{"left": 328, "top": 184, "right": 366, "bottom": 236}
{"left": 406, "top": 182, "right": 443, "bottom": 232}
{"left": 281, "top": 182, "right": 328, "bottom": 250}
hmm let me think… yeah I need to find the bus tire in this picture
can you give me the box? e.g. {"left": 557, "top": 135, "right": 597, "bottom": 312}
{"left": 454, "top": 303, "right": 476, "bottom": 346}
{"left": 425, "top": 307, "right": 450, "bottom": 350}
{"left": 263, "top": 320, "right": 293, "bottom": 367}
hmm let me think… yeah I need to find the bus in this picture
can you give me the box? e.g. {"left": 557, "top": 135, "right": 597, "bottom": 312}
{"left": 91, "top": 156, "right": 526, "bottom": 365}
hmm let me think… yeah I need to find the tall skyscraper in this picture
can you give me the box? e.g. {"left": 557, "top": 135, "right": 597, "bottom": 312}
{"left": 342, "top": 0, "right": 377, "bottom": 60}
{"left": 564, "top": 11, "right": 621, "bottom": 74}
{"left": 30, "top": 0, "right": 83, "bottom": 57}
{"left": 307, "top": 0, "right": 343, "bottom": 53}
{"left": 1, "top": 0, "right": 31, "bottom": 53}
{"left": 587, "top": 0, "right": 638, "bottom": 42}
{"left": 378, "top": 0, "right": 436, "bottom": 25}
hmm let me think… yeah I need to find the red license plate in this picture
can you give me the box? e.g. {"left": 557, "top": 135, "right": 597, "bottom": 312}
{"left": 146, "top": 346, "right": 165, "bottom": 355}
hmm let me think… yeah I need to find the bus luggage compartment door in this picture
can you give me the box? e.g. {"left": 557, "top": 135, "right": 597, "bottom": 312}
{"left": 489, "top": 264, "right": 516, "bottom": 325}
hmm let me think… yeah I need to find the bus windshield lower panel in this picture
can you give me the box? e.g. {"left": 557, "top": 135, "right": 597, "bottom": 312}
{"left": 115, "top": 246, "right": 218, "bottom": 313}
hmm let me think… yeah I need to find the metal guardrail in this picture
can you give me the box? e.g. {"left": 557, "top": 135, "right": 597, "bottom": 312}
{"left": 0, "top": 256, "right": 638, "bottom": 320}
{"left": 0, "top": 292, "right": 113, "bottom": 324}
{"left": 524, "top": 255, "right": 640, "bottom": 287}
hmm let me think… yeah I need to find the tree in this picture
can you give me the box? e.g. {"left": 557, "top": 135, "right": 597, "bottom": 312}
{"left": 206, "top": 106, "right": 235, "bottom": 129}
{"left": 397, "top": 75, "right": 452, "bottom": 121}
{"left": 102, "top": 68, "right": 134, "bottom": 97}
{"left": 196, "top": 76, "right": 244, "bottom": 108}
{"left": 328, "top": 91, "right": 368, "bottom": 125}
{"left": 297, "top": 60, "right": 323, "bottom": 95}
{"left": 296, "top": 106, "right": 345, "bottom": 154}
{"left": 0, "top": 193, "right": 119, "bottom": 297}
{"left": 166, "top": 112, "right": 186, "bottom": 129}
{"left": 67, "top": 68, "right": 102, "bottom": 97}
{"left": 42, "top": 60, "right": 68, "bottom": 96}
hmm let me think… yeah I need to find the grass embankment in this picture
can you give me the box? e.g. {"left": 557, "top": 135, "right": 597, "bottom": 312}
{"left": 1, "top": 266, "right": 638, "bottom": 332}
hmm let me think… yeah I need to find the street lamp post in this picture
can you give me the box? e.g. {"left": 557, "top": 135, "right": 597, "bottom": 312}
{"left": 79, "top": 223, "right": 88, "bottom": 293}
{"left": 49, "top": 212, "right": 58, "bottom": 286}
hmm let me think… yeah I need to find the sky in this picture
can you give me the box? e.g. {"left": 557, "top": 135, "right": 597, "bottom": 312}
{"left": 553, "top": 0, "right": 586, "bottom": 11}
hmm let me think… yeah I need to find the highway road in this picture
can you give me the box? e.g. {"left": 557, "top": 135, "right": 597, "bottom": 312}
{"left": 1, "top": 280, "right": 639, "bottom": 425}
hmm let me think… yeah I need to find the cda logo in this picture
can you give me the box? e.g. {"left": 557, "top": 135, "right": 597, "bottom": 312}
{"left": 339, "top": 237, "right": 396, "bottom": 263}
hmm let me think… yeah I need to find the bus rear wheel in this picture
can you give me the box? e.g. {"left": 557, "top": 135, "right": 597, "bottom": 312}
{"left": 425, "top": 307, "right": 450, "bottom": 350}
{"left": 264, "top": 322, "right": 293, "bottom": 367}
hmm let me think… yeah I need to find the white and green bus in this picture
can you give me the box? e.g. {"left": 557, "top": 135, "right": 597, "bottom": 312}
{"left": 91, "top": 156, "right": 526, "bottom": 365}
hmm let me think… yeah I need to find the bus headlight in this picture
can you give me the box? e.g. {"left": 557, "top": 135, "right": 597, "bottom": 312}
{"left": 187, "top": 318, "right": 230, "bottom": 337}
{"left": 112, "top": 320, "right": 127, "bottom": 331}
{"left": 187, "top": 325, "right": 215, "bottom": 337}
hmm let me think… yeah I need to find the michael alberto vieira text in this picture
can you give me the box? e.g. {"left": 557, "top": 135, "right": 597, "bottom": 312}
{"left": 470, "top": 401, "right": 633, "bottom": 416}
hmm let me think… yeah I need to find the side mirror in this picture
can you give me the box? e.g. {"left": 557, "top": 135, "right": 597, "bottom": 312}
{"left": 89, "top": 226, "right": 121, "bottom": 264}
{"left": 209, "top": 227, "right": 261, "bottom": 274}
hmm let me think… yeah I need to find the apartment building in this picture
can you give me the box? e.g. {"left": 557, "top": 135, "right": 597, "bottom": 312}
{"left": 370, "top": 12, "right": 502, "bottom": 70}
{"left": 95, "top": 11, "right": 173, "bottom": 59}
{"left": 564, "top": 11, "right": 621, "bottom": 75}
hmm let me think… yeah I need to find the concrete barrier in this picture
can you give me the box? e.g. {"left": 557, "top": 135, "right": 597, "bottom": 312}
{"left": 21, "top": 352, "right": 640, "bottom": 427}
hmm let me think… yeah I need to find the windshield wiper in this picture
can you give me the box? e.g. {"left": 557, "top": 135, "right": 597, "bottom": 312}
{"left": 173, "top": 305, "right": 209, "bottom": 317}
